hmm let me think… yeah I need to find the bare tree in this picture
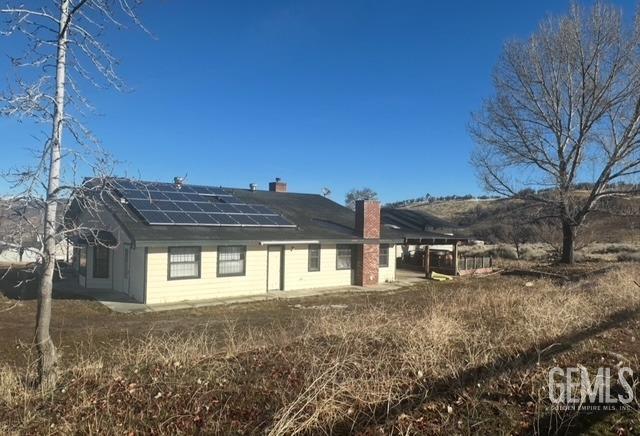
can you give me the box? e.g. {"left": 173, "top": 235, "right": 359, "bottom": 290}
{"left": 345, "top": 187, "right": 378, "bottom": 210}
{"left": 470, "top": 2, "right": 640, "bottom": 264}
{"left": 0, "top": 0, "right": 147, "bottom": 389}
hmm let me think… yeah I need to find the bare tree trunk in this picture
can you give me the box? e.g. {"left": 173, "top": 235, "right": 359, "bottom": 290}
{"left": 36, "top": 0, "right": 70, "bottom": 390}
{"left": 561, "top": 221, "right": 575, "bottom": 265}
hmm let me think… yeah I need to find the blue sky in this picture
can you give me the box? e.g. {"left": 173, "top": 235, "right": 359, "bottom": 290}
{"left": 0, "top": 0, "right": 634, "bottom": 204}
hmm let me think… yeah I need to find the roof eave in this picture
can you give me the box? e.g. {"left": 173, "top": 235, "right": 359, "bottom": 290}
{"left": 135, "top": 237, "right": 403, "bottom": 247}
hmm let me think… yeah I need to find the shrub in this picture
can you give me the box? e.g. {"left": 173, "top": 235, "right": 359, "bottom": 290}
{"left": 617, "top": 252, "right": 640, "bottom": 262}
{"left": 591, "top": 243, "right": 640, "bottom": 254}
{"left": 486, "top": 245, "right": 518, "bottom": 260}
{"left": 518, "top": 245, "right": 551, "bottom": 261}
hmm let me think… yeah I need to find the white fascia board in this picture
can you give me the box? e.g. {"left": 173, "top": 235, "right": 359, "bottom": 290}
{"left": 258, "top": 240, "right": 320, "bottom": 245}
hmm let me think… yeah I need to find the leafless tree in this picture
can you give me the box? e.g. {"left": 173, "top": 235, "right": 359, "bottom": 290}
{"left": 470, "top": 2, "right": 640, "bottom": 264}
{"left": 345, "top": 187, "right": 378, "bottom": 210}
{"left": 0, "top": 0, "right": 148, "bottom": 389}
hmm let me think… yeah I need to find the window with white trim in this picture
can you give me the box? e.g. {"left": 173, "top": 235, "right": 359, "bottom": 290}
{"left": 168, "top": 247, "right": 200, "bottom": 280}
{"left": 336, "top": 244, "right": 353, "bottom": 270}
{"left": 308, "top": 244, "right": 320, "bottom": 272}
{"left": 379, "top": 244, "right": 389, "bottom": 267}
{"left": 217, "top": 246, "right": 246, "bottom": 277}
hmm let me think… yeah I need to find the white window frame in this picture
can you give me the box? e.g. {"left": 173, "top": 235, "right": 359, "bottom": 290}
{"left": 217, "top": 245, "right": 246, "bottom": 277}
{"left": 167, "top": 246, "right": 201, "bottom": 280}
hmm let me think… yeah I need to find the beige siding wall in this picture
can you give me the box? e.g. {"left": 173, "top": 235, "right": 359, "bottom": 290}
{"left": 145, "top": 245, "right": 267, "bottom": 304}
{"left": 144, "top": 243, "right": 398, "bottom": 304}
{"left": 282, "top": 244, "right": 354, "bottom": 291}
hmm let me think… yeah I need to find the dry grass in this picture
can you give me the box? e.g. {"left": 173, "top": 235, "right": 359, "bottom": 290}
{"left": 460, "top": 242, "right": 640, "bottom": 265}
{"left": 404, "top": 197, "right": 505, "bottom": 222}
{"left": 1, "top": 265, "right": 640, "bottom": 434}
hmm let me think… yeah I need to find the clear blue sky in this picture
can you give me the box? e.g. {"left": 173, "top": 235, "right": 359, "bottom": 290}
{"left": 0, "top": 0, "right": 633, "bottom": 203}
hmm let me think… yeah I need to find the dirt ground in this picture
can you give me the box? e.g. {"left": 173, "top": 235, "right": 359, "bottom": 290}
{"left": 0, "top": 270, "right": 471, "bottom": 367}
{"left": 1, "top": 262, "right": 639, "bottom": 434}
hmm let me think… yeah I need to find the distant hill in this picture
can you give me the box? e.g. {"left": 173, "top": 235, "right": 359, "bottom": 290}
{"left": 0, "top": 198, "right": 68, "bottom": 249}
{"left": 396, "top": 195, "right": 640, "bottom": 245}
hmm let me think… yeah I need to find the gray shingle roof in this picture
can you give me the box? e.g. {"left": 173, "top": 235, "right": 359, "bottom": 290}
{"left": 72, "top": 179, "right": 470, "bottom": 246}
{"left": 104, "top": 185, "right": 403, "bottom": 245}
{"left": 380, "top": 207, "right": 469, "bottom": 242}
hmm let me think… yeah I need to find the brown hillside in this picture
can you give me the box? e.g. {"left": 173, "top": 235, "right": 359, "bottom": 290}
{"left": 402, "top": 196, "right": 640, "bottom": 245}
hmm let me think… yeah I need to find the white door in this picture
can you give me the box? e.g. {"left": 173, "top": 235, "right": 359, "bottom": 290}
{"left": 267, "top": 246, "right": 283, "bottom": 291}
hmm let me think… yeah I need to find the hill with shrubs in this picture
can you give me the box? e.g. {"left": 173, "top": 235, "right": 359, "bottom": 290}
{"left": 389, "top": 186, "right": 640, "bottom": 262}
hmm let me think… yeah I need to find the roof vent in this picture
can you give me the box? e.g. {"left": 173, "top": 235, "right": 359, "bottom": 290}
{"left": 174, "top": 176, "right": 185, "bottom": 190}
{"left": 250, "top": 183, "right": 257, "bottom": 191}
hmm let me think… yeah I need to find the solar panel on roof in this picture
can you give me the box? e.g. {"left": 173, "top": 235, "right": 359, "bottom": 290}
{"left": 214, "top": 214, "right": 239, "bottom": 225}
{"left": 216, "top": 204, "right": 240, "bottom": 214}
{"left": 218, "top": 194, "right": 242, "bottom": 203}
{"left": 184, "top": 186, "right": 208, "bottom": 195}
{"left": 153, "top": 200, "right": 181, "bottom": 211}
{"left": 233, "top": 214, "right": 257, "bottom": 225}
{"left": 164, "top": 211, "right": 196, "bottom": 224}
{"left": 176, "top": 202, "right": 204, "bottom": 212}
{"left": 186, "top": 185, "right": 232, "bottom": 196}
{"left": 190, "top": 213, "right": 219, "bottom": 225}
{"left": 234, "top": 204, "right": 256, "bottom": 214}
{"left": 128, "top": 198, "right": 158, "bottom": 211}
{"left": 163, "top": 192, "right": 189, "bottom": 201}
{"left": 138, "top": 210, "right": 170, "bottom": 224}
{"left": 112, "top": 179, "right": 138, "bottom": 190}
{"left": 175, "top": 185, "right": 197, "bottom": 193}
{"left": 250, "top": 215, "right": 277, "bottom": 225}
{"left": 250, "top": 204, "right": 276, "bottom": 215}
{"left": 114, "top": 179, "right": 296, "bottom": 227}
{"left": 269, "top": 215, "right": 294, "bottom": 226}
{"left": 148, "top": 191, "right": 170, "bottom": 201}
{"left": 197, "top": 202, "right": 222, "bottom": 213}
{"left": 179, "top": 193, "right": 201, "bottom": 202}
{"left": 119, "top": 189, "right": 146, "bottom": 199}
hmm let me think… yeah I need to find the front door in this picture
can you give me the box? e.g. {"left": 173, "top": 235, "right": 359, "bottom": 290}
{"left": 267, "top": 245, "right": 283, "bottom": 291}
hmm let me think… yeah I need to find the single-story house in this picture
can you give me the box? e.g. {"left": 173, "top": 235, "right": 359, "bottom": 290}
{"left": 66, "top": 178, "right": 401, "bottom": 304}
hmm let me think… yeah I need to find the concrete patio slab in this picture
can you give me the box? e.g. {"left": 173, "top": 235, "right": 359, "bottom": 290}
{"left": 54, "top": 269, "right": 429, "bottom": 314}
{"left": 99, "top": 300, "right": 151, "bottom": 313}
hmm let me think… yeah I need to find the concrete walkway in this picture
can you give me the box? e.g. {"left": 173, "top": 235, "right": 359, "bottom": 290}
{"left": 76, "top": 270, "right": 428, "bottom": 314}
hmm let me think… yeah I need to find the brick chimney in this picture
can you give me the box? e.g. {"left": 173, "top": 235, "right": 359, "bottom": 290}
{"left": 355, "top": 199, "right": 380, "bottom": 286}
{"left": 269, "top": 177, "right": 287, "bottom": 192}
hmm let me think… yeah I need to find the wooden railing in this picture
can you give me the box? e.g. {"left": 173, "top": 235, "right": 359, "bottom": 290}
{"left": 397, "top": 252, "right": 494, "bottom": 276}
{"left": 457, "top": 256, "right": 492, "bottom": 271}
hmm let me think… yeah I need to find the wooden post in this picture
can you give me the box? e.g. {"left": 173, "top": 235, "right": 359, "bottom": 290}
{"left": 452, "top": 242, "right": 459, "bottom": 276}
{"left": 424, "top": 245, "right": 430, "bottom": 278}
